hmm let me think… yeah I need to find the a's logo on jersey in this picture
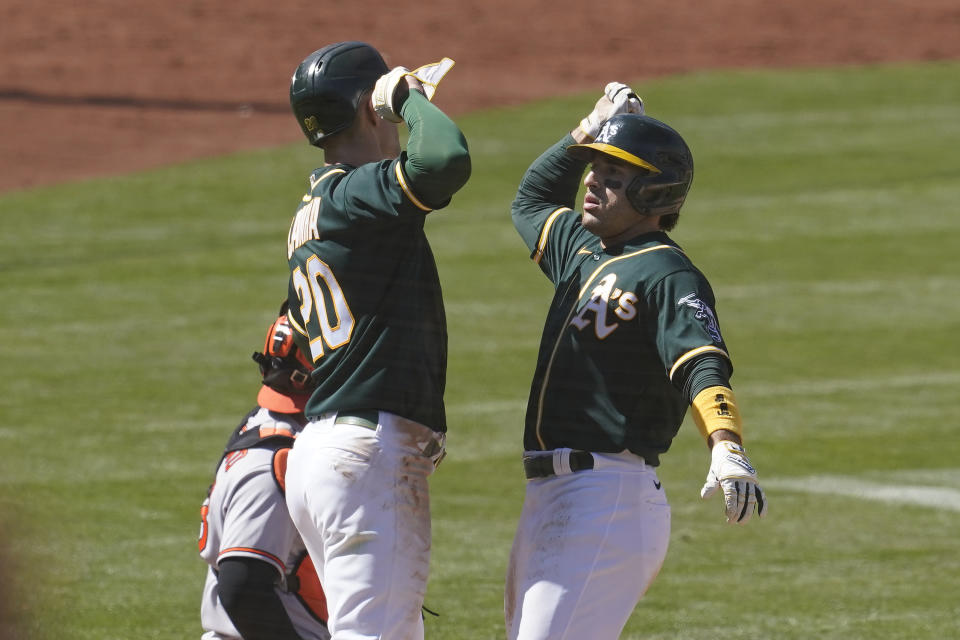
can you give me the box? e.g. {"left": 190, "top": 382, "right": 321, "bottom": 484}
{"left": 677, "top": 293, "right": 723, "bottom": 343}
{"left": 570, "top": 273, "right": 639, "bottom": 339}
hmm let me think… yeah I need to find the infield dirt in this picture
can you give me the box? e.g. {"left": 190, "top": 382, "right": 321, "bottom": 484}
{"left": 2, "top": 0, "right": 959, "bottom": 192}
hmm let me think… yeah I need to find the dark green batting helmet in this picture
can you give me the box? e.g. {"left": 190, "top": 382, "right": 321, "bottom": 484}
{"left": 290, "top": 41, "right": 389, "bottom": 146}
{"left": 568, "top": 113, "right": 694, "bottom": 216}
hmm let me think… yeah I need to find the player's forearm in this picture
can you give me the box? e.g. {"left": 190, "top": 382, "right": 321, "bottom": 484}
{"left": 678, "top": 353, "right": 732, "bottom": 400}
{"left": 570, "top": 125, "right": 594, "bottom": 144}
{"left": 513, "top": 134, "right": 586, "bottom": 214}
{"left": 401, "top": 91, "right": 471, "bottom": 208}
{"left": 676, "top": 353, "right": 745, "bottom": 447}
{"left": 217, "top": 558, "right": 304, "bottom": 640}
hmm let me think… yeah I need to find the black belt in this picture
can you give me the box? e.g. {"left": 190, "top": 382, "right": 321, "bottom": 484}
{"left": 523, "top": 450, "right": 595, "bottom": 479}
{"left": 333, "top": 409, "right": 379, "bottom": 430}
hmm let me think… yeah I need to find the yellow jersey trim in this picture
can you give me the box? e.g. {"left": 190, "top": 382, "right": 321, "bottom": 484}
{"left": 309, "top": 167, "right": 346, "bottom": 190}
{"left": 669, "top": 345, "right": 730, "bottom": 380}
{"left": 534, "top": 278, "right": 585, "bottom": 449}
{"left": 395, "top": 163, "right": 432, "bottom": 212}
{"left": 286, "top": 310, "right": 308, "bottom": 337}
{"left": 533, "top": 207, "right": 571, "bottom": 264}
{"left": 577, "top": 245, "right": 675, "bottom": 299}
{"left": 303, "top": 168, "right": 347, "bottom": 201}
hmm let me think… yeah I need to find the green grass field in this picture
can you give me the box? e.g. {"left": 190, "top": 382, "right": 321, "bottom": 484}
{"left": 2, "top": 61, "right": 959, "bottom": 639}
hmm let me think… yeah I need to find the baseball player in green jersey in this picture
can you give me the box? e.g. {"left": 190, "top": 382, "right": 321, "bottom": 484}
{"left": 281, "top": 42, "right": 470, "bottom": 639}
{"left": 504, "top": 84, "right": 767, "bottom": 640}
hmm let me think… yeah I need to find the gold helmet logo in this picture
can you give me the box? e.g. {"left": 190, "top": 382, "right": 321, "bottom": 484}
{"left": 303, "top": 116, "right": 321, "bottom": 133}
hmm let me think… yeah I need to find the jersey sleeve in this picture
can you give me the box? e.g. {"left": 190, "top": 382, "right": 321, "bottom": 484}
{"left": 674, "top": 351, "right": 733, "bottom": 400}
{"left": 512, "top": 134, "right": 593, "bottom": 284}
{"left": 645, "top": 267, "right": 732, "bottom": 383}
{"left": 330, "top": 160, "right": 432, "bottom": 224}
{"left": 216, "top": 457, "right": 299, "bottom": 576}
{"left": 287, "top": 95, "right": 469, "bottom": 241}
{"left": 399, "top": 90, "right": 471, "bottom": 210}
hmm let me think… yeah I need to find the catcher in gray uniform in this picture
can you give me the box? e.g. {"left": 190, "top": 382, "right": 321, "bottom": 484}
{"left": 199, "top": 308, "right": 329, "bottom": 640}
{"left": 504, "top": 83, "right": 768, "bottom": 640}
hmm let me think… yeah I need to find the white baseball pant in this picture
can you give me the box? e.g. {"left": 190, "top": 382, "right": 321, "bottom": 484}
{"left": 505, "top": 449, "right": 671, "bottom": 640}
{"left": 285, "top": 410, "right": 444, "bottom": 640}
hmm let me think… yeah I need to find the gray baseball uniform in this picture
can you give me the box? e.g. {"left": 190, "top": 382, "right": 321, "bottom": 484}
{"left": 199, "top": 407, "right": 328, "bottom": 640}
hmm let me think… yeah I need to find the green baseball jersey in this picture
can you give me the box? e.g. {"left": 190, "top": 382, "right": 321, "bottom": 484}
{"left": 512, "top": 135, "right": 732, "bottom": 465}
{"left": 285, "top": 92, "right": 469, "bottom": 432}
{"left": 285, "top": 158, "right": 451, "bottom": 431}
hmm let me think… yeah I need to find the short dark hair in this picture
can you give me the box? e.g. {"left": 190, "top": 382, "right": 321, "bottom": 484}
{"left": 659, "top": 213, "right": 679, "bottom": 231}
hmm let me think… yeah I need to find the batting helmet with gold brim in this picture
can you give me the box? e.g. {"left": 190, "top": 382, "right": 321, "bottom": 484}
{"left": 567, "top": 113, "right": 694, "bottom": 216}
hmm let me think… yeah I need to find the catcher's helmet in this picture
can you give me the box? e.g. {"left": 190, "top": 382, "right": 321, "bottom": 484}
{"left": 252, "top": 303, "right": 317, "bottom": 413}
{"left": 568, "top": 114, "right": 694, "bottom": 216}
{"left": 290, "top": 41, "right": 389, "bottom": 146}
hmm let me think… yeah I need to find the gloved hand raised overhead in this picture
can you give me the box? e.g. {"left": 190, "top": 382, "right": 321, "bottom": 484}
{"left": 579, "top": 81, "right": 644, "bottom": 139}
{"left": 372, "top": 58, "right": 456, "bottom": 122}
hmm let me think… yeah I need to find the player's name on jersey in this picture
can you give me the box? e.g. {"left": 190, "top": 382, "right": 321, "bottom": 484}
{"left": 288, "top": 197, "right": 322, "bottom": 258}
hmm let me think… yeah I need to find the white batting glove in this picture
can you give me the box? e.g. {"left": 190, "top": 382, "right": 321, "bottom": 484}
{"left": 700, "top": 441, "right": 767, "bottom": 524}
{"left": 372, "top": 66, "right": 411, "bottom": 123}
{"left": 409, "top": 57, "right": 455, "bottom": 101}
{"left": 578, "top": 82, "right": 644, "bottom": 139}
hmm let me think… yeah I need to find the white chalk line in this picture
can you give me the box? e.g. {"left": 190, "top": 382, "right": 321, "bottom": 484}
{"left": 744, "top": 371, "right": 960, "bottom": 397}
{"left": 765, "top": 473, "right": 960, "bottom": 512}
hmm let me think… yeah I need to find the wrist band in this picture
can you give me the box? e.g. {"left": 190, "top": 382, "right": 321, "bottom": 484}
{"left": 691, "top": 386, "right": 743, "bottom": 441}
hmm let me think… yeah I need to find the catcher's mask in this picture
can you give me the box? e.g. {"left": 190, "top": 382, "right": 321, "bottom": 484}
{"left": 290, "top": 41, "right": 389, "bottom": 147}
{"left": 252, "top": 304, "right": 317, "bottom": 413}
{"left": 567, "top": 113, "right": 694, "bottom": 217}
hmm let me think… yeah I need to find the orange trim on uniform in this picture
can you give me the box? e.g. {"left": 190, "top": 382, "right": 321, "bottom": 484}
{"left": 533, "top": 207, "right": 572, "bottom": 264}
{"left": 259, "top": 425, "right": 296, "bottom": 439}
{"left": 293, "top": 554, "right": 329, "bottom": 623}
{"left": 257, "top": 385, "right": 310, "bottom": 414}
{"left": 273, "top": 448, "right": 291, "bottom": 492}
{"left": 395, "top": 163, "right": 432, "bottom": 212}
{"left": 198, "top": 502, "right": 210, "bottom": 552}
{"left": 218, "top": 547, "right": 286, "bottom": 569}
{"left": 224, "top": 449, "right": 247, "bottom": 472}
